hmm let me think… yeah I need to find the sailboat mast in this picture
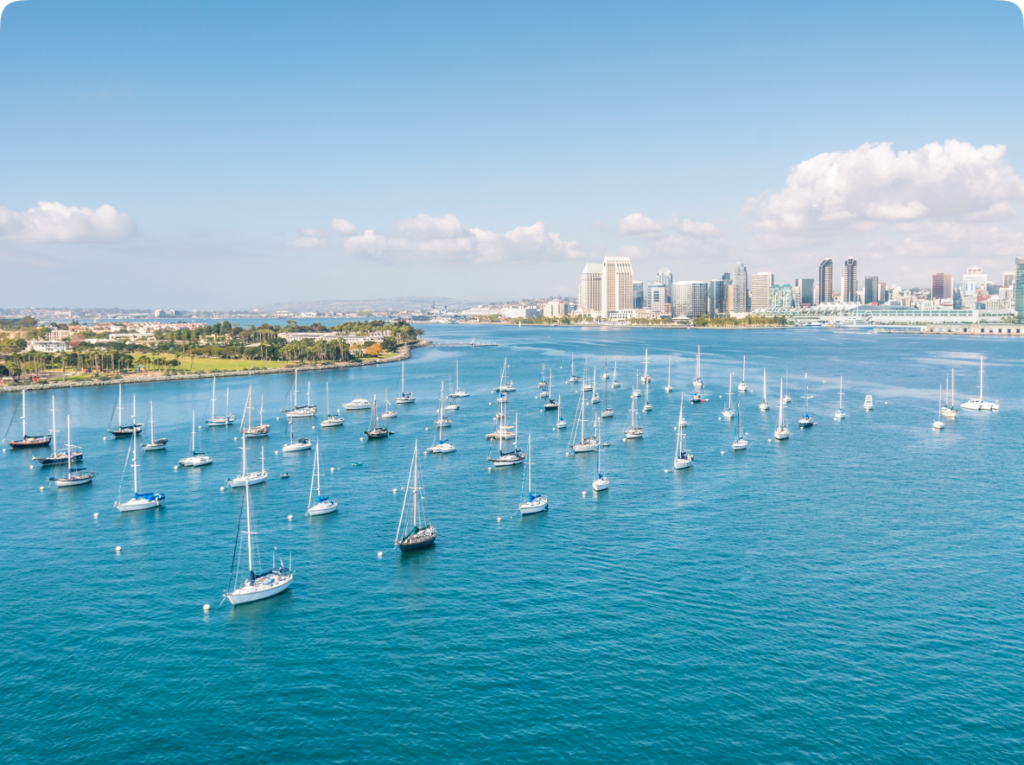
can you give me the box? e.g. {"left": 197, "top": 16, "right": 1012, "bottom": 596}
{"left": 211, "top": 378, "right": 216, "bottom": 420}
{"left": 980, "top": 357, "right": 984, "bottom": 400}
{"left": 191, "top": 411, "right": 196, "bottom": 452}
{"left": 132, "top": 430, "right": 139, "bottom": 494}
{"left": 411, "top": 451, "right": 418, "bottom": 527}
{"left": 21, "top": 390, "right": 26, "bottom": 439}
{"left": 118, "top": 384, "right": 123, "bottom": 428}
{"left": 50, "top": 396, "right": 57, "bottom": 457}
{"left": 66, "top": 415, "right": 72, "bottom": 471}
{"left": 150, "top": 401, "right": 155, "bottom": 442}
{"left": 244, "top": 480, "right": 253, "bottom": 581}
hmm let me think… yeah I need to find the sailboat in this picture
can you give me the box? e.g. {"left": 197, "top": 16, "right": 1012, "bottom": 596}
{"left": 283, "top": 370, "right": 316, "bottom": 419}
{"left": 798, "top": 373, "right": 815, "bottom": 427}
{"left": 495, "top": 358, "right": 516, "bottom": 392}
{"left": 115, "top": 429, "right": 164, "bottom": 511}
{"left": 582, "top": 357, "right": 593, "bottom": 392}
{"left": 450, "top": 358, "right": 469, "bottom": 398}
{"left": 241, "top": 394, "right": 271, "bottom": 438}
{"left": 206, "top": 378, "right": 235, "bottom": 426}
{"left": 591, "top": 368, "right": 600, "bottom": 404}
{"left": 624, "top": 375, "right": 644, "bottom": 439}
{"left": 674, "top": 397, "right": 694, "bottom": 469}
{"left": 427, "top": 384, "right": 456, "bottom": 454}
{"left": 641, "top": 349, "right": 652, "bottom": 384}
{"left": 611, "top": 361, "right": 621, "bottom": 388}
{"left": 592, "top": 418, "right": 610, "bottom": 491}
{"left": 783, "top": 371, "right": 792, "bottom": 404}
{"left": 737, "top": 356, "right": 749, "bottom": 393}
{"left": 834, "top": 376, "right": 846, "bottom": 420}
{"left": 722, "top": 373, "right": 734, "bottom": 419}
{"left": 643, "top": 380, "right": 653, "bottom": 412}
{"left": 6, "top": 390, "right": 51, "bottom": 448}
{"left": 434, "top": 382, "right": 453, "bottom": 428}
{"left": 224, "top": 440, "right": 294, "bottom": 604}
{"left": 381, "top": 388, "right": 398, "bottom": 419}
{"left": 486, "top": 388, "right": 516, "bottom": 440}
{"left": 732, "top": 391, "right": 748, "bottom": 451}
{"left": 179, "top": 412, "right": 213, "bottom": 466}
{"left": 773, "top": 380, "right": 790, "bottom": 440}
{"left": 664, "top": 357, "right": 673, "bottom": 392}
{"left": 863, "top": 395, "right": 874, "bottom": 411}
{"left": 601, "top": 371, "right": 614, "bottom": 418}
{"left": 544, "top": 385, "right": 560, "bottom": 409}
{"left": 962, "top": 356, "right": 998, "bottom": 410}
{"left": 49, "top": 416, "right": 95, "bottom": 487}
{"left": 567, "top": 353, "right": 580, "bottom": 384}
{"left": 538, "top": 364, "right": 548, "bottom": 389}
{"left": 142, "top": 401, "right": 168, "bottom": 451}
{"left": 394, "top": 443, "right": 437, "bottom": 551}
{"left": 556, "top": 395, "right": 567, "bottom": 429}
{"left": 602, "top": 360, "right": 611, "bottom": 381}
{"left": 306, "top": 441, "right": 338, "bottom": 515}
{"left": 539, "top": 368, "right": 550, "bottom": 400}
{"left": 321, "top": 383, "right": 345, "bottom": 427}
{"left": 518, "top": 434, "right": 548, "bottom": 514}
{"left": 363, "top": 395, "right": 393, "bottom": 439}
{"left": 395, "top": 361, "right": 416, "bottom": 404}
{"left": 693, "top": 346, "right": 704, "bottom": 389}
{"left": 758, "top": 369, "right": 770, "bottom": 411}
{"left": 34, "top": 396, "right": 83, "bottom": 466}
{"left": 490, "top": 413, "right": 526, "bottom": 467}
{"left": 445, "top": 376, "right": 461, "bottom": 409}
{"left": 569, "top": 386, "right": 598, "bottom": 452}
{"left": 932, "top": 386, "right": 946, "bottom": 430}
{"left": 228, "top": 442, "right": 268, "bottom": 487}
{"left": 941, "top": 371, "right": 958, "bottom": 418}
{"left": 108, "top": 385, "right": 143, "bottom": 438}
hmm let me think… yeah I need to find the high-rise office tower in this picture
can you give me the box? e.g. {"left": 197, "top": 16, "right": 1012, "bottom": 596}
{"left": 633, "top": 280, "right": 644, "bottom": 309}
{"left": 708, "top": 279, "right": 728, "bottom": 317}
{"left": 794, "top": 278, "right": 814, "bottom": 306}
{"left": 578, "top": 264, "right": 603, "bottom": 317}
{"left": 645, "top": 283, "right": 667, "bottom": 314}
{"left": 818, "top": 259, "right": 833, "bottom": 304}
{"left": 602, "top": 257, "right": 634, "bottom": 317}
{"left": 931, "top": 273, "right": 952, "bottom": 301}
{"left": 1016, "top": 258, "right": 1024, "bottom": 314}
{"left": 843, "top": 259, "right": 857, "bottom": 303}
{"left": 750, "top": 272, "right": 774, "bottom": 311}
{"left": 864, "top": 276, "right": 879, "bottom": 304}
{"left": 672, "top": 281, "right": 709, "bottom": 319}
{"left": 732, "top": 262, "right": 750, "bottom": 312}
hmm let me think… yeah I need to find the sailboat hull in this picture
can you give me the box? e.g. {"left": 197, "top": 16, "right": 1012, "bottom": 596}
{"left": 116, "top": 494, "right": 164, "bottom": 512}
{"left": 519, "top": 498, "right": 548, "bottom": 515}
{"left": 228, "top": 472, "right": 268, "bottom": 488}
{"left": 308, "top": 500, "right": 339, "bottom": 516}
{"left": 179, "top": 455, "right": 212, "bottom": 467}
{"left": 226, "top": 572, "right": 293, "bottom": 604}
{"left": 320, "top": 417, "right": 345, "bottom": 428}
{"left": 52, "top": 473, "right": 95, "bottom": 487}
{"left": 9, "top": 436, "right": 51, "bottom": 448}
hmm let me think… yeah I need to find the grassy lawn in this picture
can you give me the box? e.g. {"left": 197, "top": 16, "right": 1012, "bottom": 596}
{"left": 149, "top": 355, "right": 294, "bottom": 373}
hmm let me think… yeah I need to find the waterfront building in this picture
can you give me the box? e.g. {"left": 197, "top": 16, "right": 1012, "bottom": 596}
{"left": 633, "top": 280, "right": 644, "bottom": 309}
{"left": 645, "top": 283, "right": 668, "bottom": 314}
{"left": 795, "top": 278, "right": 814, "bottom": 306}
{"left": 578, "top": 264, "right": 603, "bottom": 318}
{"left": 503, "top": 306, "right": 541, "bottom": 319}
{"left": 543, "top": 300, "right": 567, "bottom": 318}
{"left": 768, "top": 284, "right": 795, "bottom": 311}
{"left": 656, "top": 268, "right": 673, "bottom": 294}
{"left": 931, "top": 273, "right": 952, "bottom": 301}
{"left": 750, "top": 271, "right": 774, "bottom": 311}
{"left": 843, "top": 259, "right": 858, "bottom": 303}
{"left": 962, "top": 267, "right": 989, "bottom": 300}
{"left": 1015, "top": 258, "right": 1024, "bottom": 314}
{"left": 602, "top": 257, "right": 634, "bottom": 318}
{"left": 672, "top": 281, "right": 709, "bottom": 319}
{"left": 818, "top": 259, "right": 833, "bottom": 304}
{"left": 865, "top": 276, "right": 879, "bottom": 305}
{"left": 708, "top": 279, "right": 728, "bottom": 317}
{"left": 732, "top": 262, "right": 750, "bottom": 313}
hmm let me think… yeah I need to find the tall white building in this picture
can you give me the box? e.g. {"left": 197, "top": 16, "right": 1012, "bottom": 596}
{"left": 750, "top": 271, "right": 774, "bottom": 311}
{"left": 672, "top": 281, "right": 709, "bottom": 319}
{"left": 732, "top": 262, "right": 750, "bottom": 313}
{"left": 645, "top": 282, "right": 668, "bottom": 314}
{"left": 578, "top": 264, "right": 603, "bottom": 318}
{"left": 602, "top": 257, "right": 634, "bottom": 318}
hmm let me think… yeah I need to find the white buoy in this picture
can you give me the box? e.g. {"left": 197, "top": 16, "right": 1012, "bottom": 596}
{"left": 93, "top": 512, "right": 99, "bottom": 518}
{"left": 29, "top": 465, "right": 33, "bottom": 470}
{"left": 377, "top": 551, "right": 383, "bottom": 558}
{"left": 393, "top": 488, "right": 398, "bottom": 493}
{"left": 115, "top": 546, "right": 121, "bottom": 554}
{"left": 360, "top": 437, "right": 364, "bottom": 442}
{"left": 198, "top": 425, "right": 202, "bottom": 429}
{"left": 203, "top": 604, "right": 210, "bottom": 613}
{"left": 234, "top": 436, "right": 238, "bottom": 441}
{"left": 174, "top": 465, "right": 179, "bottom": 470}
{"left": 220, "top": 486, "right": 225, "bottom": 491}
{"left": 102, "top": 436, "right": 107, "bottom": 440}
{"left": 288, "top": 515, "right": 293, "bottom": 521}
{"left": 497, "top": 517, "right": 501, "bottom": 522}
{"left": 622, "top": 438, "right": 626, "bottom": 442}
{"left": 276, "top": 417, "right": 280, "bottom": 420}
{"left": 330, "top": 467, "right": 334, "bottom": 472}
{"left": 582, "top": 491, "right": 586, "bottom": 496}
{"left": 275, "top": 450, "right": 279, "bottom": 455}
{"left": 721, "top": 451, "right": 725, "bottom": 455}
{"left": 488, "top": 467, "right": 493, "bottom": 471}
{"left": 664, "top": 469, "right": 668, "bottom": 473}
{"left": 40, "top": 486, "right": 45, "bottom": 491}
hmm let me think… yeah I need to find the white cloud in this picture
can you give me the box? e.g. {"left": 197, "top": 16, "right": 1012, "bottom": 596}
{"left": 330, "top": 218, "right": 360, "bottom": 235}
{"left": 671, "top": 216, "right": 719, "bottom": 237}
{"left": 394, "top": 213, "right": 466, "bottom": 239}
{"left": 619, "top": 212, "right": 662, "bottom": 235}
{"left": 746, "top": 140, "right": 1024, "bottom": 233}
{"left": 0, "top": 201, "right": 134, "bottom": 242}
{"left": 344, "top": 229, "right": 388, "bottom": 257}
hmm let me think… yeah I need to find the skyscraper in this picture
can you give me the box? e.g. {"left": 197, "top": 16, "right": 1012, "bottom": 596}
{"left": 672, "top": 281, "right": 709, "bottom": 319}
{"left": 602, "top": 257, "right": 634, "bottom": 317}
{"left": 878, "top": 281, "right": 887, "bottom": 304}
{"left": 1015, "top": 258, "right": 1024, "bottom": 314}
{"left": 645, "top": 282, "right": 667, "bottom": 314}
{"left": 578, "top": 264, "right": 603, "bottom": 317}
{"left": 842, "top": 259, "right": 857, "bottom": 303}
{"left": 931, "top": 273, "right": 952, "bottom": 301}
{"left": 750, "top": 271, "right": 774, "bottom": 311}
{"left": 817, "top": 259, "right": 833, "bottom": 304}
{"left": 864, "top": 276, "right": 879, "bottom": 304}
{"left": 794, "top": 278, "right": 814, "bottom": 306}
{"left": 732, "top": 262, "right": 750, "bottom": 313}
{"left": 633, "top": 280, "right": 644, "bottom": 309}
{"left": 708, "top": 279, "right": 728, "bottom": 317}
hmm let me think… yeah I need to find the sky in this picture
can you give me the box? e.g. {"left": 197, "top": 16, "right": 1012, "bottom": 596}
{"left": 1, "top": 0, "right": 1024, "bottom": 309}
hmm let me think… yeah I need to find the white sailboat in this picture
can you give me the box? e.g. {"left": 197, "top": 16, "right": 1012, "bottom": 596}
{"left": 783, "top": 371, "right": 792, "bottom": 404}
{"left": 49, "top": 416, "right": 95, "bottom": 487}
{"left": 643, "top": 380, "right": 653, "bottom": 412}
{"left": 601, "top": 371, "right": 614, "bottom": 418}
{"left": 737, "top": 356, "right": 749, "bottom": 393}
{"left": 758, "top": 369, "right": 770, "bottom": 411}
{"left": 624, "top": 374, "right": 644, "bottom": 439}
{"left": 569, "top": 386, "right": 598, "bottom": 452}
{"left": 434, "top": 381, "right": 453, "bottom": 428}
{"left": 179, "top": 412, "right": 213, "bottom": 466}
{"left": 611, "top": 361, "right": 621, "bottom": 388}
{"left": 941, "top": 371, "right": 958, "bottom": 418}
{"left": 306, "top": 441, "right": 338, "bottom": 515}
{"left": 773, "top": 379, "right": 790, "bottom": 440}
{"left": 445, "top": 376, "right": 461, "bottom": 409}
{"left": 641, "top": 349, "right": 651, "bottom": 384}
{"left": 591, "top": 368, "right": 600, "bottom": 404}
{"left": 863, "top": 394, "right": 874, "bottom": 411}
{"left": 282, "top": 419, "right": 313, "bottom": 452}
{"left": 228, "top": 443, "right": 268, "bottom": 487}
{"left": 798, "top": 373, "right": 815, "bottom": 428}
{"left": 107, "top": 384, "right": 143, "bottom": 438}
{"left": 142, "top": 401, "right": 167, "bottom": 451}
{"left": 34, "top": 396, "right": 82, "bottom": 466}
{"left": 224, "top": 447, "right": 294, "bottom": 605}
{"left": 321, "top": 383, "right": 345, "bottom": 427}
{"left": 674, "top": 397, "right": 694, "bottom": 469}
{"left": 396, "top": 361, "right": 416, "bottom": 404}
{"left": 592, "top": 417, "right": 610, "bottom": 491}
{"left": 486, "top": 388, "right": 516, "bottom": 440}
{"left": 381, "top": 388, "right": 398, "bottom": 419}
{"left": 394, "top": 443, "right": 437, "bottom": 551}
{"left": 115, "top": 430, "right": 165, "bottom": 512}
{"left": 428, "top": 383, "right": 456, "bottom": 453}
{"left": 496, "top": 358, "right": 516, "bottom": 392}
{"left": 206, "top": 377, "right": 235, "bottom": 426}
{"left": 664, "top": 357, "right": 673, "bottom": 392}
{"left": 932, "top": 385, "right": 946, "bottom": 430}
{"left": 962, "top": 356, "right": 998, "bottom": 410}
{"left": 693, "top": 346, "right": 704, "bottom": 389}
{"left": 284, "top": 370, "right": 316, "bottom": 419}
{"left": 518, "top": 434, "right": 548, "bottom": 514}
{"left": 489, "top": 413, "right": 525, "bottom": 467}
{"left": 834, "top": 376, "right": 846, "bottom": 420}
{"left": 450, "top": 358, "right": 469, "bottom": 398}
{"left": 567, "top": 353, "right": 580, "bottom": 384}
{"left": 732, "top": 390, "right": 748, "bottom": 451}
{"left": 556, "top": 395, "right": 567, "bottom": 429}
{"left": 241, "top": 394, "right": 271, "bottom": 438}
{"left": 722, "top": 373, "right": 735, "bottom": 419}
{"left": 582, "top": 357, "right": 593, "bottom": 392}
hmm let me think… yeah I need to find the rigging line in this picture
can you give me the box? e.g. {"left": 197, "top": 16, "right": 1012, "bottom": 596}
{"left": 227, "top": 493, "right": 245, "bottom": 593}
{"left": 1, "top": 402, "right": 18, "bottom": 442}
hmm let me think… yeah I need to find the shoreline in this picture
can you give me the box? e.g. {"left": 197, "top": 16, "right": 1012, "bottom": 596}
{"left": 0, "top": 340, "right": 430, "bottom": 395}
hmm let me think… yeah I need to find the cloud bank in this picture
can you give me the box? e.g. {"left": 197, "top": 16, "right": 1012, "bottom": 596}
{"left": 0, "top": 201, "right": 135, "bottom": 242}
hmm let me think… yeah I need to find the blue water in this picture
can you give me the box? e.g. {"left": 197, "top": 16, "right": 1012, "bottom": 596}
{"left": 3, "top": 326, "right": 1023, "bottom": 764}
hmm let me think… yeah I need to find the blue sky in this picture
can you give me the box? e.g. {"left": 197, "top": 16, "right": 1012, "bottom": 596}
{"left": 1, "top": 0, "right": 1024, "bottom": 309}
